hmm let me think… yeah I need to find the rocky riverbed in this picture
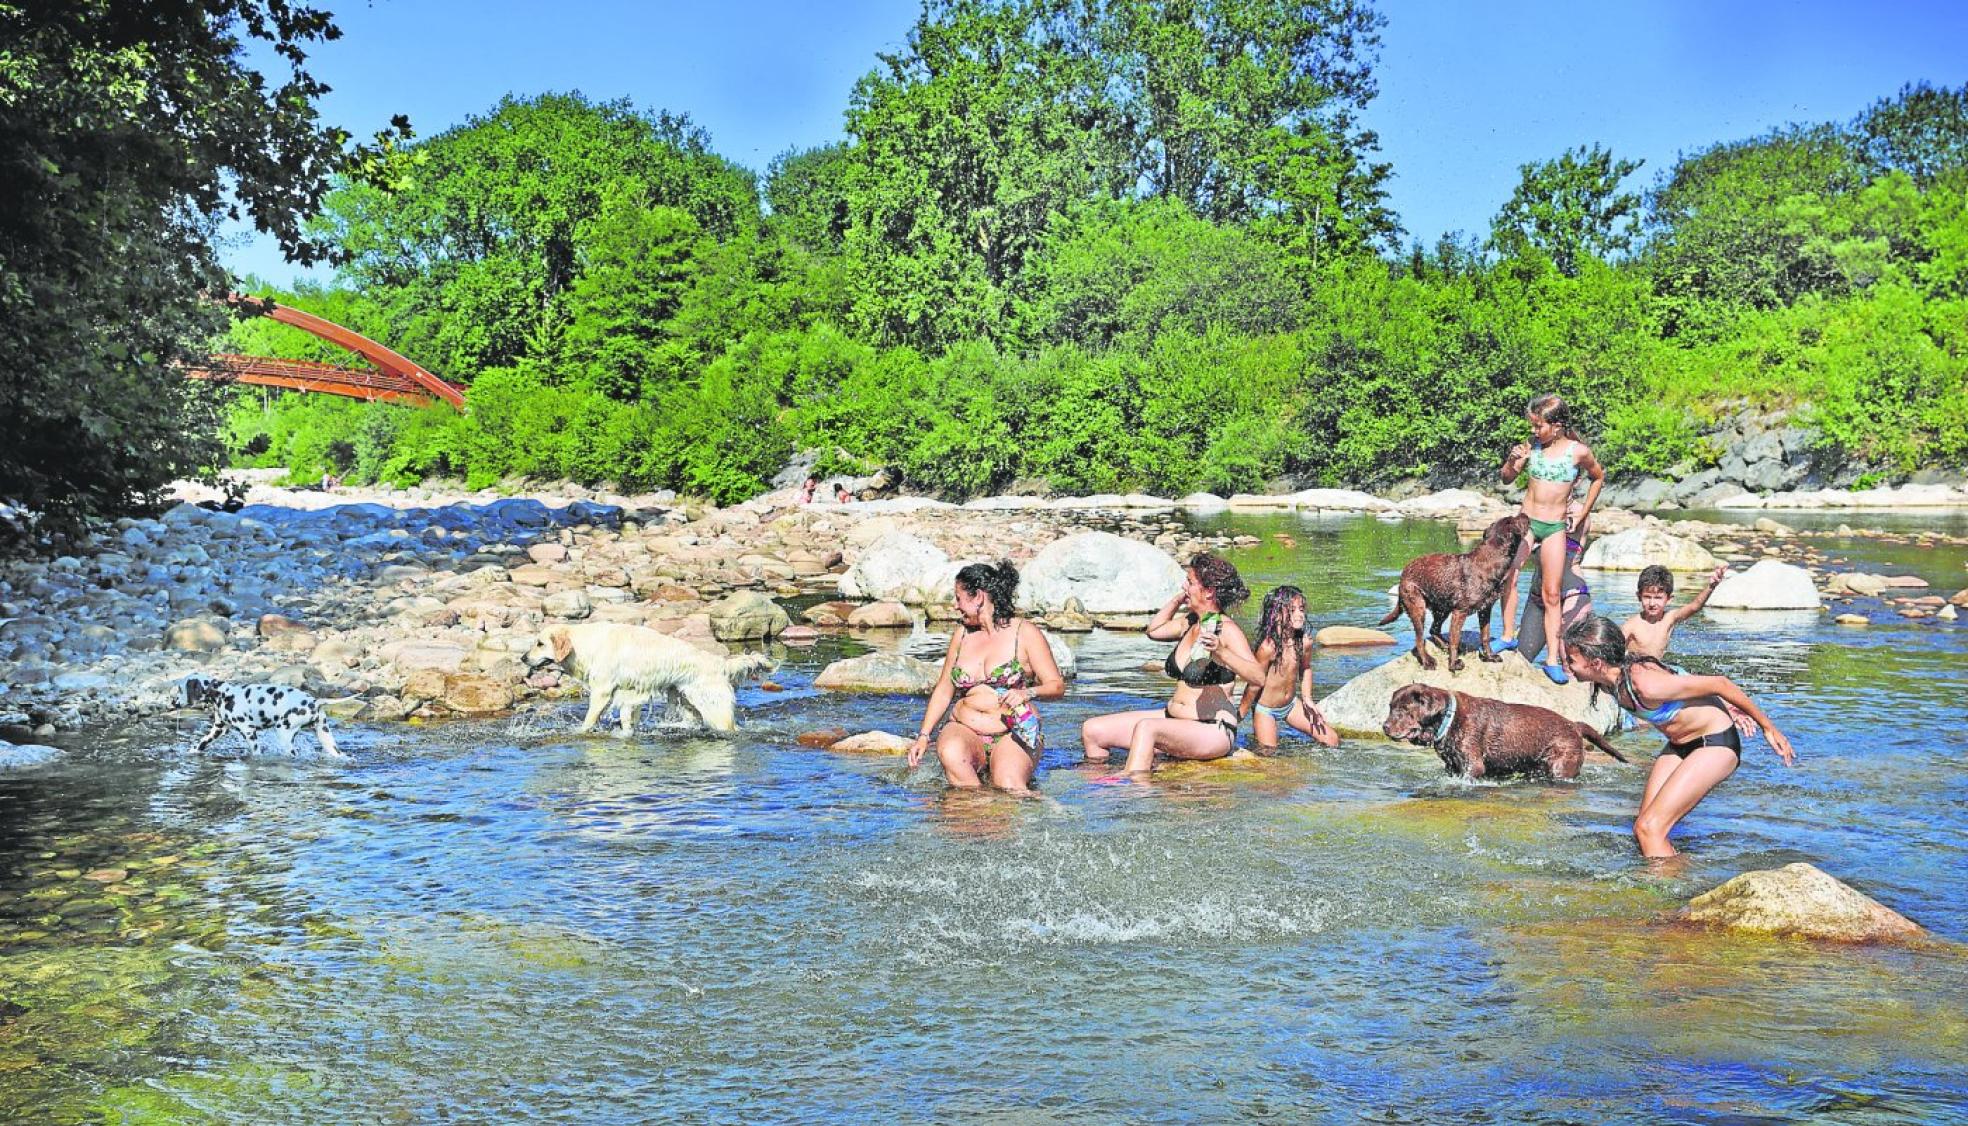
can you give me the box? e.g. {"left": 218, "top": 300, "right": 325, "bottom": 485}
{"left": 3, "top": 474, "right": 1965, "bottom": 745}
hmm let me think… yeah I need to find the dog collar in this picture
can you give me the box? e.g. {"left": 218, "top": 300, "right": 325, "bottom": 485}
{"left": 1430, "top": 691, "right": 1459, "bottom": 750}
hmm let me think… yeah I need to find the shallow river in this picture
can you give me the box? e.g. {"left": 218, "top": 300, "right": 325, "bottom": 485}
{"left": 3, "top": 513, "right": 1965, "bottom": 1122}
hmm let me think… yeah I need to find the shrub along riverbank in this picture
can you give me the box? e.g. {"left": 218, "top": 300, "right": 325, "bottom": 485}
{"left": 223, "top": 13, "right": 1968, "bottom": 505}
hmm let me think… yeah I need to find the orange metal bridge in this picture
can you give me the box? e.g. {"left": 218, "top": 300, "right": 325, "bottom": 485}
{"left": 187, "top": 294, "right": 466, "bottom": 410}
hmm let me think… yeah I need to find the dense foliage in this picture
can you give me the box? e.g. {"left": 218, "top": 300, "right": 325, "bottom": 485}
{"left": 43, "top": 1, "right": 1954, "bottom": 507}
{"left": 0, "top": 0, "right": 407, "bottom": 521}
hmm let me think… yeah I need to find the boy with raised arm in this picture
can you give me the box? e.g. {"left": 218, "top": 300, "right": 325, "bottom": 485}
{"left": 1621, "top": 564, "right": 1727, "bottom": 659}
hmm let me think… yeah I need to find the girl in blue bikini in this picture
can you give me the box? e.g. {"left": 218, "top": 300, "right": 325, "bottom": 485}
{"left": 1564, "top": 615, "right": 1795, "bottom": 858}
{"left": 907, "top": 561, "right": 1066, "bottom": 794}
{"left": 1239, "top": 586, "right": 1339, "bottom": 750}
{"left": 1495, "top": 393, "right": 1605, "bottom": 682}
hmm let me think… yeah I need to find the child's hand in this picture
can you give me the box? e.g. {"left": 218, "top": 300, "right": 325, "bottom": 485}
{"left": 1709, "top": 565, "right": 1729, "bottom": 587}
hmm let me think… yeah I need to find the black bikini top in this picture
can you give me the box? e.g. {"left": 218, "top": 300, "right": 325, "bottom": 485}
{"left": 1165, "top": 621, "right": 1238, "bottom": 688}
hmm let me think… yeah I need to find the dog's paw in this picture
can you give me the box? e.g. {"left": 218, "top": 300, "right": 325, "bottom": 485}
{"left": 1448, "top": 659, "right": 1465, "bottom": 673}
{"left": 1477, "top": 650, "right": 1502, "bottom": 663}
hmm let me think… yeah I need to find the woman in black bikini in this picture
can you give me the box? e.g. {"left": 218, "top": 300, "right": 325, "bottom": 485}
{"left": 907, "top": 561, "right": 1066, "bottom": 794}
{"left": 1563, "top": 615, "right": 1795, "bottom": 858}
{"left": 1079, "top": 553, "right": 1268, "bottom": 778}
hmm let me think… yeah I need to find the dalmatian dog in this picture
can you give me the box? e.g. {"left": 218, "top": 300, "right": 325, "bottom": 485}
{"left": 179, "top": 675, "right": 342, "bottom": 757}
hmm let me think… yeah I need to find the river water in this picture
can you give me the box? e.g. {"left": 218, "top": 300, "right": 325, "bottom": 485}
{"left": 2, "top": 512, "right": 1964, "bottom": 1122}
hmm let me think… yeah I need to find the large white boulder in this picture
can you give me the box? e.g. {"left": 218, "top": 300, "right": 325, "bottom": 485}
{"left": 1680, "top": 863, "right": 1925, "bottom": 944}
{"left": 1394, "top": 489, "right": 1497, "bottom": 516}
{"left": 1016, "top": 532, "right": 1184, "bottom": 613}
{"left": 1290, "top": 488, "right": 1394, "bottom": 512}
{"left": 1580, "top": 526, "right": 1720, "bottom": 572}
{"left": 1225, "top": 493, "right": 1294, "bottom": 509}
{"left": 1178, "top": 492, "right": 1229, "bottom": 512}
{"left": 839, "top": 532, "right": 955, "bottom": 603}
{"left": 1706, "top": 559, "right": 1820, "bottom": 610}
{"left": 813, "top": 652, "right": 940, "bottom": 693}
{"left": 1317, "top": 651, "right": 1621, "bottom": 738}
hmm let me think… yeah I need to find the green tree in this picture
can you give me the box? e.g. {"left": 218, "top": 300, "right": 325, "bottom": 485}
{"left": 766, "top": 143, "right": 856, "bottom": 252}
{"left": 1490, "top": 144, "right": 1643, "bottom": 276}
{"left": 0, "top": 0, "right": 406, "bottom": 521}
{"left": 1095, "top": 0, "right": 1397, "bottom": 254}
{"left": 316, "top": 93, "right": 759, "bottom": 378}
{"left": 842, "top": 0, "right": 1123, "bottom": 347}
{"left": 1857, "top": 80, "right": 1968, "bottom": 187}
{"left": 1644, "top": 124, "right": 1870, "bottom": 334}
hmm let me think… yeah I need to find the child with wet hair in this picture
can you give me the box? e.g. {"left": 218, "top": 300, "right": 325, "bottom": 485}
{"left": 1622, "top": 563, "right": 1727, "bottom": 659}
{"left": 1238, "top": 585, "right": 1339, "bottom": 750}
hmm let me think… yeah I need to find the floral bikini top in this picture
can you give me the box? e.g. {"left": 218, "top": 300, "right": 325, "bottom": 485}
{"left": 950, "top": 627, "right": 1028, "bottom": 692}
{"left": 1526, "top": 440, "right": 1580, "bottom": 484}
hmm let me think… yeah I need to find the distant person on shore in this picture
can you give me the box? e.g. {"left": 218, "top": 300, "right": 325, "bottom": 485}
{"left": 1494, "top": 393, "right": 1605, "bottom": 683}
{"left": 1239, "top": 585, "right": 1338, "bottom": 750}
{"left": 799, "top": 476, "right": 819, "bottom": 504}
{"left": 1564, "top": 615, "right": 1794, "bottom": 859}
{"left": 833, "top": 482, "right": 852, "bottom": 504}
{"left": 1081, "top": 553, "right": 1267, "bottom": 778}
{"left": 907, "top": 561, "right": 1066, "bottom": 794}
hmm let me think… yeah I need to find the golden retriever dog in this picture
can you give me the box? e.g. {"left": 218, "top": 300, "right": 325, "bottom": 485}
{"left": 523, "top": 623, "right": 774, "bottom": 735}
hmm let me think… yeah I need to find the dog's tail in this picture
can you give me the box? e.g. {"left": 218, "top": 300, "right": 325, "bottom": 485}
{"left": 1375, "top": 602, "right": 1402, "bottom": 627}
{"left": 1578, "top": 722, "right": 1629, "bottom": 763}
{"left": 723, "top": 652, "right": 776, "bottom": 684}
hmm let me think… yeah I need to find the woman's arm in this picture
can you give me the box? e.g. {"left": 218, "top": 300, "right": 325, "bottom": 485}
{"left": 1145, "top": 590, "right": 1190, "bottom": 641}
{"left": 907, "top": 634, "right": 962, "bottom": 767}
{"left": 1201, "top": 619, "right": 1269, "bottom": 685}
{"left": 1573, "top": 444, "right": 1606, "bottom": 526}
{"left": 1632, "top": 665, "right": 1796, "bottom": 765}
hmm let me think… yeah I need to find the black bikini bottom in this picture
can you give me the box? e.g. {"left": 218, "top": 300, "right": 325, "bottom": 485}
{"left": 1662, "top": 726, "right": 1742, "bottom": 759}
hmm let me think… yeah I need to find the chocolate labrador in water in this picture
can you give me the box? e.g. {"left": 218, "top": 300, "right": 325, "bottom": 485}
{"left": 1375, "top": 513, "right": 1529, "bottom": 672}
{"left": 1383, "top": 683, "right": 1628, "bottom": 780}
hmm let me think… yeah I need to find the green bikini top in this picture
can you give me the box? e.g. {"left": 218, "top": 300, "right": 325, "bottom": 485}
{"left": 1526, "top": 440, "right": 1579, "bottom": 484}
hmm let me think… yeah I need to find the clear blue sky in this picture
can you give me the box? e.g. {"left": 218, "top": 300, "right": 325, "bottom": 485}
{"left": 221, "top": 0, "right": 1968, "bottom": 284}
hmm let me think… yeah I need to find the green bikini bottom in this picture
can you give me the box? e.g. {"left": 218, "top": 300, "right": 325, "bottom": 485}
{"left": 1528, "top": 517, "right": 1566, "bottom": 542}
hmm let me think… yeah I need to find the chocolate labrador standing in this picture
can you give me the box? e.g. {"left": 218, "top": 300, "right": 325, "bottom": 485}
{"left": 1382, "top": 683, "right": 1628, "bottom": 780}
{"left": 1375, "top": 513, "right": 1529, "bottom": 672}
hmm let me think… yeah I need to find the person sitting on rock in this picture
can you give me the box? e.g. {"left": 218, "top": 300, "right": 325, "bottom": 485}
{"left": 1238, "top": 585, "right": 1338, "bottom": 750}
{"left": 798, "top": 476, "right": 819, "bottom": 504}
{"left": 1564, "top": 615, "right": 1795, "bottom": 859}
{"left": 1080, "top": 552, "right": 1268, "bottom": 779}
{"left": 833, "top": 482, "right": 852, "bottom": 504}
{"left": 907, "top": 561, "right": 1066, "bottom": 794}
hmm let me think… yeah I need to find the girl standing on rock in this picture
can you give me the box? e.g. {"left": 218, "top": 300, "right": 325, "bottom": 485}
{"left": 1495, "top": 393, "right": 1605, "bottom": 683}
{"left": 907, "top": 561, "right": 1066, "bottom": 794}
{"left": 1563, "top": 615, "right": 1795, "bottom": 858}
{"left": 1080, "top": 553, "right": 1268, "bottom": 779}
